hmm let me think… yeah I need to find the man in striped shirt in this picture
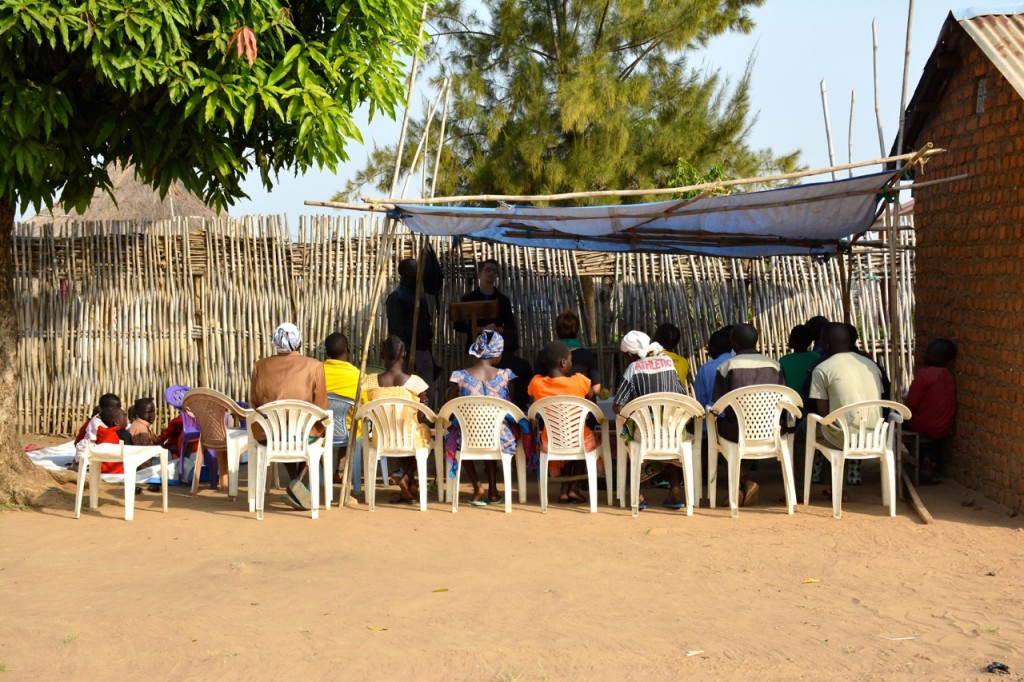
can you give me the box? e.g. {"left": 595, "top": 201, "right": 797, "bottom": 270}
{"left": 710, "top": 323, "right": 786, "bottom": 506}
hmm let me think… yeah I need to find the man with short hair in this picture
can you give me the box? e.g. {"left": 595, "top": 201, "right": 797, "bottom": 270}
{"left": 694, "top": 326, "right": 734, "bottom": 409}
{"left": 792, "top": 322, "right": 884, "bottom": 499}
{"left": 455, "top": 258, "right": 519, "bottom": 354}
{"left": 709, "top": 323, "right": 785, "bottom": 505}
{"left": 385, "top": 258, "right": 436, "bottom": 395}
{"left": 323, "top": 332, "right": 359, "bottom": 399}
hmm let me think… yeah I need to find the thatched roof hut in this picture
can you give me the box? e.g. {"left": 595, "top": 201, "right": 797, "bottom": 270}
{"left": 27, "top": 163, "right": 224, "bottom": 233}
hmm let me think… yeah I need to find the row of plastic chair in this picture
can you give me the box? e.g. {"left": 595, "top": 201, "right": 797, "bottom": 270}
{"left": 74, "top": 386, "right": 910, "bottom": 521}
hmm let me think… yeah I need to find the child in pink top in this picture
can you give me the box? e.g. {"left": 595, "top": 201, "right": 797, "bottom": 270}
{"left": 905, "top": 338, "right": 957, "bottom": 482}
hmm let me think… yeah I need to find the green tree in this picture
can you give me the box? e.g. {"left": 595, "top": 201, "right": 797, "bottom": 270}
{"left": 344, "top": 0, "right": 801, "bottom": 202}
{"left": 0, "top": 0, "right": 428, "bottom": 504}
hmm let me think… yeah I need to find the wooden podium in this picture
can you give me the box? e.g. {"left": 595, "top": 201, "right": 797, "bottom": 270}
{"left": 449, "top": 300, "right": 499, "bottom": 337}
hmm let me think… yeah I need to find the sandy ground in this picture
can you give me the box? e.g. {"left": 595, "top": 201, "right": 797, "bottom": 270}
{"left": 2, "top": 435, "right": 1022, "bottom": 681}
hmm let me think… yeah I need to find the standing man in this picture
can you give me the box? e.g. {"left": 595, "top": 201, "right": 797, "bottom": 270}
{"left": 455, "top": 259, "right": 519, "bottom": 354}
{"left": 250, "top": 322, "right": 328, "bottom": 510}
{"left": 385, "top": 258, "right": 435, "bottom": 396}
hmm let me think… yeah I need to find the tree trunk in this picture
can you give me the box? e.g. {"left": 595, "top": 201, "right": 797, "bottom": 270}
{"left": 0, "top": 200, "right": 66, "bottom": 506}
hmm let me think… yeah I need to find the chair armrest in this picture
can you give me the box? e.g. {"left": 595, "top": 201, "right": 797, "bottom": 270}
{"left": 779, "top": 400, "right": 802, "bottom": 423}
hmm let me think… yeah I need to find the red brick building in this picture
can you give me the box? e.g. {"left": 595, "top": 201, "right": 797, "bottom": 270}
{"left": 894, "top": 8, "right": 1024, "bottom": 511}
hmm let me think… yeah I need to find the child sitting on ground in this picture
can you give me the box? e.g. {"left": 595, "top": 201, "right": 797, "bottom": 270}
{"left": 528, "top": 340, "right": 599, "bottom": 504}
{"left": 905, "top": 338, "right": 957, "bottom": 483}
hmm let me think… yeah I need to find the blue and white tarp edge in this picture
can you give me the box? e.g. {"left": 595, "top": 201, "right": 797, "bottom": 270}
{"left": 390, "top": 171, "right": 895, "bottom": 257}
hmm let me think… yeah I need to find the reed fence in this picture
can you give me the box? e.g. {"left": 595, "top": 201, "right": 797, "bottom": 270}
{"left": 13, "top": 213, "right": 915, "bottom": 435}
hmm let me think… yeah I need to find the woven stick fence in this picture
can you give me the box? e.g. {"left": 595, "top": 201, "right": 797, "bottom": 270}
{"left": 13, "top": 213, "right": 915, "bottom": 435}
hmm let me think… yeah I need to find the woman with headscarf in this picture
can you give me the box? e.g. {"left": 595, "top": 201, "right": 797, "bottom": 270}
{"left": 249, "top": 322, "right": 328, "bottom": 510}
{"left": 443, "top": 330, "right": 518, "bottom": 506}
{"left": 612, "top": 330, "right": 686, "bottom": 511}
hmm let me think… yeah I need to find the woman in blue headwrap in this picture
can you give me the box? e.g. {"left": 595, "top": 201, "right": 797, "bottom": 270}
{"left": 444, "top": 330, "right": 518, "bottom": 506}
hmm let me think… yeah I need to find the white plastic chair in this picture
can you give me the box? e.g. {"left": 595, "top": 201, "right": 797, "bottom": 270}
{"left": 614, "top": 393, "right": 704, "bottom": 518}
{"left": 805, "top": 400, "right": 911, "bottom": 518}
{"left": 437, "top": 396, "right": 527, "bottom": 513}
{"left": 181, "top": 388, "right": 250, "bottom": 501}
{"left": 75, "top": 442, "right": 169, "bottom": 521}
{"left": 707, "top": 384, "right": 803, "bottom": 517}
{"left": 246, "top": 400, "right": 333, "bottom": 520}
{"left": 353, "top": 397, "right": 438, "bottom": 512}
{"left": 528, "top": 396, "right": 612, "bottom": 513}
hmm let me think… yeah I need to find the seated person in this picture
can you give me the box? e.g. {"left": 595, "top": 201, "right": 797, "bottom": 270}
{"left": 613, "top": 330, "right": 686, "bottom": 510}
{"left": 444, "top": 331, "right": 519, "bottom": 506}
{"left": 793, "top": 323, "right": 884, "bottom": 501}
{"left": 694, "top": 327, "right": 734, "bottom": 409}
{"left": 779, "top": 324, "right": 818, "bottom": 396}
{"left": 250, "top": 322, "right": 328, "bottom": 510}
{"left": 652, "top": 322, "right": 689, "bottom": 387}
{"left": 74, "top": 392, "right": 121, "bottom": 466}
{"left": 710, "top": 323, "right": 785, "bottom": 506}
{"left": 323, "top": 332, "right": 360, "bottom": 400}
{"left": 95, "top": 405, "right": 133, "bottom": 474}
{"left": 905, "top": 338, "right": 957, "bottom": 482}
{"left": 127, "top": 397, "right": 158, "bottom": 446}
{"left": 361, "top": 336, "right": 431, "bottom": 505}
{"left": 528, "top": 340, "right": 598, "bottom": 504}
{"left": 536, "top": 309, "right": 602, "bottom": 397}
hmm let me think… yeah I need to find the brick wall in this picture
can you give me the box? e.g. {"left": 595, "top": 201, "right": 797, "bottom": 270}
{"left": 912, "top": 35, "right": 1024, "bottom": 511}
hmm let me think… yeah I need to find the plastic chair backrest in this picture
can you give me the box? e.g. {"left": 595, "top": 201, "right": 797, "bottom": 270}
{"left": 528, "top": 396, "right": 603, "bottom": 456}
{"left": 182, "top": 388, "right": 249, "bottom": 451}
{"left": 438, "top": 396, "right": 526, "bottom": 456}
{"left": 354, "top": 397, "right": 436, "bottom": 456}
{"left": 711, "top": 384, "right": 803, "bottom": 454}
{"left": 617, "top": 392, "right": 704, "bottom": 457}
{"left": 248, "top": 400, "right": 330, "bottom": 457}
{"left": 326, "top": 393, "right": 355, "bottom": 448}
{"left": 823, "top": 400, "right": 910, "bottom": 455}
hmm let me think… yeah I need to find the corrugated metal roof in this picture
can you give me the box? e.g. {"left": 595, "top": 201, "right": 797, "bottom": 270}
{"left": 957, "top": 10, "right": 1024, "bottom": 100}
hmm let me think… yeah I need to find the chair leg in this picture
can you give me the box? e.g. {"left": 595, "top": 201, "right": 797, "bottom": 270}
{"left": 380, "top": 457, "right": 390, "bottom": 487}
{"left": 515, "top": 447, "right": 527, "bottom": 504}
{"left": 681, "top": 453, "right": 694, "bottom": 517}
{"left": 415, "top": 454, "right": 429, "bottom": 512}
{"left": 74, "top": 456, "right": 88, "bottom": 518}
{"left": 630, "top": 453, "right": 643, "bottom": 518}
{"left": 602, "top": 448, "right": 614, "bottom": 507}
{"left": 539, "top": 452, "right": 549, "bottom": 513}
{"left": 159, "top": 454, "right": 169, "bottom": 512}
{"left": 433, "top": 443, "right": 445, "bottom": 503}
{"left": 366, "top": 453, "right": 378, "bottom": 512}
{"left": 190, "top": 441, "right": 202, "bottom": 496}
{"left": 779, "top": 446, "right": 796, "bottom": 515}
{"left": 803, "top": 440, "right": 816, "bottom": 508}
{"left": 727, "top": 457, "right": 741, "bottom": 518}
{"left": 322, "top": 447, "right": 333, "bottom": 511}
{"left": 881, "top": 455, "right": 896, "bottom": 516}
{"left": 227, "top": 442, "right": 241, "bottom": 501}
{"left": 309, "top": 455, "right": 320, "bottom": 520}
{"left": 450, "top": 459, "right": 462, "bottom": 513}
{"left": 708, "top": 449, "right": 719, "bottom": 509}
{"left": 585, "top": 456, "right": 598, "bottom": 514}
{"left": 502, "top": 454, "right": 513, "bottom": 513}
{"left": 617, "top": 446, "right": 628, "bottom": 508}
{"left": 124, "top": 461, "right": 138, "bottom": 521}
{"left": 89, "top": 462, "right": 101, "bottom": 510}
{"left": 247, "top": 452, "right": 257, "bottom": 513}
{"left": 255, "top": 457, "right": 268, "bottom": 521}
{"left": 831, "top": 456, "right": 844, "bottom": 519}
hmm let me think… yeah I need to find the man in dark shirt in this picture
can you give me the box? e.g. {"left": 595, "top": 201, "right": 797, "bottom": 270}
{"left": 455, "top": 259, "right": 519, "bottom": 354}
{"left": 385, "top": 258, "right": 435, "bottom": 395}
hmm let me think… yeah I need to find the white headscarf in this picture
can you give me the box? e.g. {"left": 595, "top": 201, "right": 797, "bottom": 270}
{"left": 272, "top": 322, "right": 302, "bottom": 354}
{"left": 620, "top": 330, "right": 663, "bottom": 358}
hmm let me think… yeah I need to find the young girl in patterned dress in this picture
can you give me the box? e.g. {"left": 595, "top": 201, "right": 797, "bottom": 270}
{"left": 444, "top": 331, "right": 518, "bottom": 506}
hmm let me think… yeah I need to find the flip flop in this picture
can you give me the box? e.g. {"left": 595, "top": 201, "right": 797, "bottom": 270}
{"left": 661, "top": 500, "right": 684, "bottom": 510}
{"left": 469, "top": 499, "right": 488, "bottom": 507}
{"left": 388, "top": 492, "right": 416, "bottom": 505}
{"left": 637, "top": 499, "right": 649, "bottom": 511}
{"left": 286, "top": 479, "right": 312, "bottom": 510}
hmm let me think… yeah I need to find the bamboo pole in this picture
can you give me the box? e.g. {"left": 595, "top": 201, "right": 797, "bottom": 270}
{"left": 848, "top": 90, "right": 856, "bottom": 178}
{"left": 359, "top": 147, "right": 945, "bottom": 206}
{"left": 820, "top": 79, "right": 838, "bottom": 181}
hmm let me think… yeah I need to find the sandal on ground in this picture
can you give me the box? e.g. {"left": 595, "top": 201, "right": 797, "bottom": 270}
{"left": 566, "top": 492, "right": 587, "bottom": 504}
{"left": 388, "top": 492, "right": 416, "bottom": 505}
{"left": 821, "top": 487, "right": 852, "bottom": 503}
{"left": 661, "top": 499, "right": 684, "bottom": 510}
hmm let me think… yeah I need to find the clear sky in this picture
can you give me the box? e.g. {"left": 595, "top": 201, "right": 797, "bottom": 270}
{"left": 128, "top": 2, "right": 967, "bottom": 223}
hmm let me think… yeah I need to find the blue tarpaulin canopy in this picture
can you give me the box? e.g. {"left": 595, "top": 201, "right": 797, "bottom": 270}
{"left": 389, "top": 171, "right": 896, "bottom": 257}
